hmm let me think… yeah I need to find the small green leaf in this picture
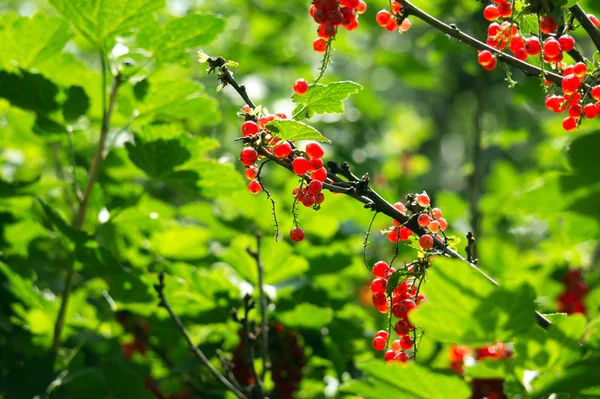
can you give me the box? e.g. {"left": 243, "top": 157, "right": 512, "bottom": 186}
{"left": 278, "top": 303, "right": 333, "bottom": 329}
{"left": 292, "top": 80, "right": 362, "bottom": 116}
{"left": 62, "top": 86, "right": 90, "bottom": 121}
{"left": 519, "top": 15, "right": 539, "bottom": 36}
{"left": 266, "top": 119, "right": 330, "bottom": 143}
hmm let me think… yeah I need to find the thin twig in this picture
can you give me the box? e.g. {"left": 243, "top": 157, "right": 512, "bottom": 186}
{"left": 246, "top": 233, "right": 270, "bottom": 381}
{"left": 363, "top": 211, "right": 378, "bottom": 269}
{"left": 240, "top": 295, "right": 264, "bottom": 397}
{"left": 257, "top": 160, "right": 279, "bottom": 240}
{"left": 154, "top": 273, "right": 247, "bottom": 399}
{"left": 569, "top": 4, "right": 600, "bottom": 52}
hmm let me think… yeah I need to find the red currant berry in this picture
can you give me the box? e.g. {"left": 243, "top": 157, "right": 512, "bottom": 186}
{"left": 525, "top": 36, "right": 541, "bottom": 55}
{"left": 376, "top": 330, "right": 389, "bottom": 340}
{"left": 543, "top": 37, "right": 562, "bottom": 58}
{"left": 428, "top": 220, "right": 440, "bottom": 233}
{"left": 417, "top": 293, "right": 427, "bottom": 304}
{"left": 417, "top": 213, "right": 431, "bottom": 227}
{"left": 488, "top": 22, "right": 501, "bottom": 37}
{"left": 302, "top": 194, "right": 315, "bottom": 207}
{"left": 384, "top": 349, "right": 396, "bottom": 362}
{"left": 540, "top": 15, "right": 558, "bottom": 34}
{"left": 400, "top": 335, "right": 413, "bottom": 350}
{"left": 514, "top": 47, "right": 528, "bottom": 61}
{"left": 591, "top": 85, "right": 600, "bottom": 101}
{"left": 356, "top": 0, "right": 367, "bottom": 14}
{"left": 483, "top": 5, "right": 499, "bottom": 21}
{"left": 308, "top": 180, "right": 323, "bottom": 195}
{"left": 394, "top": 351, "right": 409, "bottom": 363}
{"left": 240, "top": 147, "right": 258, "bottom": 166}
{"left": 416, "top": 192, "right": 430, "bottom": 207}
{"left": 257, "top": 115, "right": 275, "bottom": 129}
{"left": 292, "top": 157, "right": 310, "bottom": 175}
{"left": 399, "top": 227, "right": 412, "bottom": 240}
{"left": 569, "top": 105, "right": 582, "bottom": 118}
{"left": 372, "top": 261, "right": 389, "bottom": 277}
{"left": 387, "top": 229, "right": 401, "bottom": 242}
{"left": 385, "top": 18, "right": 398, "bottom": 32}
{"left": 394, "top": 320, "right": 411, "bottom": 336}
{"left": 313, "top": 38, "right": 328, "bottom": 53}
{"left": 509, "top": 35, "right": 524, "bottom": 52}
{"left": 328, "top": 9, "right": 344, "bottom": 25}
{"left": 567, "top": 93, "right": 581, "bottom": 107}
{"left": 309, "top": 5, "right": 317, "bottom": 18}
{"left": 372, "top": 292, "right": 387, "bottom": 307}
{"left": 391, "top": 339, "right": 402, "bottom": 352}
{"left": 314, "top": 8, "right": 327, "bottom": 24}
{"left": 478, "top": 50, "right": 494, "bottom": 67}
{"left": 241, "top": 121, "right": 259, "bottom": 136}
{"left": 293, "top": 79, "right": 309, "bottom": 95}
{"left": 309, "top": 157, "right": 324, "bottom": 170}
{"left": 438, "top": 218, "right": 448, "bottom": 231}
{"left": 273, "top": 142, "right": 292, "bottom": 158}
{"left": 377, "top": 301, "right": 390, "bottom": 313}
{"left": 419, "top": 234, "right": 434, "bottom": 250}
{"left": 290, "top": 227, "right": 305, "bottom": 242}
{"left": 305, "top": 142, "right": 325, "bottom": 158}
{"left": 497, "top": 2, "right": 511, "bottom": 18}
{"left": 318, "top": 22, "right": 336, "bottom": 39}
{"left": 376, "top": 10, "right": 392, "bottom": 27}
{"left": 558, "top": 35, "right": 576, "bottom": 52}
{"left": 372, "top": 336, "right": 386, "bottom": 351}
{"left": 399, "top": 18, "right": 411, "bottom": 32}
{"left": 247, "top": 180, "right": 262, "bottom": 194}
{"left": 562, "top": 74, "right": 581, "bottom": 96}
{"left": 589, "top": 14, "right": 600, "bottom": 28}
{"left": 371, "top": 278, "right": 387, "bottom": 294}
{"left": 311, "top": 167, "right": 328, "bottom": 182}
{"left": 314, "top": 192, "right": 325, "bottom": 204}
{"left": 431, "top": 208, "right": 442, "bottom": 219}
{"left": 245, "top": 166, "right": 258, "bottom": 180}
{"left": 396, "top": 299, "right": 417, "bottom": 319}
{"left": 562, "top": 116, "right": 577, "bottom": 131}
{"left": 573, "top": 62, "right": 587, "bottom": 78}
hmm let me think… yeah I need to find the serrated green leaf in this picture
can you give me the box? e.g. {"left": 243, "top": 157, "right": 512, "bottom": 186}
{"left": 48, "top": 0, "right": 165, "bottom": 48}
{"left": 519, "top": 15, "right": 539, "bottom": 36}
{"left": 342, "top": 361, "right": 471, "bottom": 399}
{"left": 278, "top": 303, "right": 333, "bottom": 329}
{"left": 409, "top": 258, "right": 537, "bottom": 346}
{"left": 266, "top": 119, "right": 330, "bottom": 143}
{"left": 292, "top": 81, "right": 362, "bottom": 116}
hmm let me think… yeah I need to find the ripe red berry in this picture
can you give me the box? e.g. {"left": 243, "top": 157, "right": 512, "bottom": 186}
{"left": 240, "top": 147, "right": 258, "bottom": 166}
{"left": 394, "top": 351, "right": 409, "bottom": 363}
{"left": 318, "top": 22, "right": 337, "bottom": 39}
{"left": 391, "top": 1, "right": 402, "bottom": 14}
{"left": 488, "top": 22, "right": 501, "bottom": 37}
{"left": 438, "top": 218, "right": 448, "bottom": 231}
{"left": 245, "top": 166, "right": 258, "bottom": 180}
{"left": 290, "top": 227, "right": 305, "bottom": 242}
{"left": 417, "top": 213, "right": 431, "bottom": 227}
{"left": 376, "top": 10, "right": 392, "bottom": 27}
{"left": 314, "top": 8, "right": 327, "bottom": 24}
{"left": 328, "top": 9, "right": 344, "bottom": 25}
{"left": 483, "top": 57, "right": 497, "bottom": 70}
{"left": 562, "top": 74, "right": 581, "bottom": 96}
{"left": 391, "top": 339, "right": 402, "bottom": 352}
{"left": 293, "top": 79, "right": 309, "bottom": 95}
{"left": 376, "top": 330, "right": 389, "bottom": 340}
{"left": 431, "top": 208, "right": 442, "bottom": 219}
{"left": 417, "top": 293, "right": 427, "bottom": 304}
{"left": 309, "top": 5, "right": 317, "bottom": 17}
{"left": 400, "top": 335, "right": 413, "bottom": 350}
{"left": 525, "top": 36, "right": 541, "bottom": 55}
{"left": 584, "top": 103, "right": 598, "bottom": 119}
{"left": 305, "top": 142, "right": 325, "bottom": 158}
{"left": 373, "top": 261, "right": 389, "bottom": 277}
{"left": 372, "top": 292, "right": 387, "bottom": 307}
{"left": 540, "top": 15, "right": 558, "bottom": 34}
{"left": 314, "top": 192, "right": 325, "bottom": 204}
{"left": 567, "top": 93, "right": 581, "bottom": 107}
{"left": 241, "top": 121, "right": 259, "bottom": 136}
{"left": 292, "top": 157, "right": 310, "bottom": 175}
{"left": 356, "top": 0, "right": 367, "bottom": 14}
{"left": 372, "top": 336, "right": 386, "bottom": 351}
{"left": 483, "top": 5, "right": 499, "bottom": 21}
{"left": 592, "top": 85, "right": 600, "bottom": 101}
{"left": 569, "top": 105, "right": 582, "bottom": 118}
{"left": 399, "top": 18, "right": 411, "bottom": 32}
{"left": 387, "top": 229, "right": 401, "bottom": 243}
{"left": 313, "top": 38, "right": 328, "bottom": 53}
{"left": 416, "top": 192, "right": 430, "bottom": 207}
{"left": 478, "top": 50, "right": 494, "bottom": 67}
{"left": 308, "top": 180, "right": 323, "bottom": 195}
{"left": 394, "top": 320, "right": 411, "bottom": 336}
{"left": 497, "top": 2, "right": 511, "bottom": 17}
{"left": 371, "top": 278, "right": 387, "bottom": 293}
{"left": 273, "top": 142, "right": 292, "bottom": 158}
{"left": 509, "top": 35, "right": 525, "bottom": 52}
{"left": 573, "top": 62, "right": 587, "bottom": 78}
{"left": 514, "top": 47, "right": 528, "bottom": 61}
{"left": 247, "top": 180, "right": 262, "bottom": 194}
{"left": 589, "top": 14, "right": 600, "bottom": 28}
{"left": 396, "top": 299, "right": 417, "bottom": 319}
{"left": 302, "top": 194, "right": 316, "bottom": 207}
{"left": 543, "top": 37, "right": 562, "bottom": 58}
{"left": 562, "top": 116, "right": 577, "bottom": 131}
{"left": 309, "top": 157, "right": 324, "bottom": 170}
{"left": 419, "top": 234, "right": 434, "bottom": 250}
{"left": 399, "top": 227, "right": 412, "bottom": 240}
{"left": 385, "top": 18, "right": 398, "bottom": 32}
{"left": 384, "top": 349, "right": 396, "bottom": 362}
{"left": 558, "top": 35, "right": 576, "bottom": 52}
{"left": 428, "top": 220, "right": 440, "bottom": 233}
{"left": 311, "top": 167, "right": 328, "bottom": 182}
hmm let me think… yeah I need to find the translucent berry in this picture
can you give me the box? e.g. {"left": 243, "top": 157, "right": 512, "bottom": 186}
{"left": 371, "top": 278, "right": 387, "bottom": 293}
{"left": 483, "top": 5, "right": 499, "bottom": 21}
{"left": 428, "top": 220, "right": 440, "bottom": 233}
{"left": 384, "top": 349, "right": 396, "bottom": 362}
{"left": 292, "top": 157, "right": 311, "bottom": 175}
{"left": 396, "top": 299, "right": 417, "bottom": 319}
{"left": 573, "top": 62, "right": 587, "bottom": 78}
{"left": 391, "top": 339, "right": 402, "bottom": 352}
{"left": 431, "top": 208, "right": 442, "bottom": 219}
{"left": 478, "top": 50, "right": 494, "bottom": 67}
{"left": 394, "top": 351, "right": 409, "bottom": 363}
{"left": 313, "top": 38, "right": 328, "bottom": 53}
{"left": 308, "top": 180, "right": 323, "bottom": 195}
{"left": 562, "top": 74, "right": 581, "bottom": 96}
{"left": 385, "top": 18, "right": 398, "bottom": 32}
{"left": 438, "top": 218, "right": 448, "bottom": 231}
{"left": 315, "top": 192, "right": 325, "bottom": 204}
{"left": 273, "top": 142, "right": 292, "bottom": 158}
{"left": 497, "top": 2, "right": 511, "bottom": 17}
{"left": 540, "top": 15, "right": 558, "bottom": 34}
{"left": 416, "top": 192, "right": 430, "bottom": 207}
{"left": 589, "top": 14, "right": 600, "bottom": 28}
{"left": 591, "top": 85, "right": 600, "bottom": 101}
{"left": 558, "top": 35, "right": 576, "bottom": 52}
{"left": 305, "top": 142, "right": 325, "bottom": 158}
{"left": 400, "top": 335, "right": 413, "bottom": 350}
{"left": 372, "top": 292, "right": 387, "bottom": 307}
{"left": 241, "top": 121, "right": 259, "bottom": 136}
{"left": 245, "top": 166, "right": 258, "bottom": 180}
{"left": 309, "top": 157, "right": 324, "bottom": 170}
{"left": 525, "top": 36, "right": 541, "bottom": 55}
{"left": 391, "top": 1, "right": 402, "bottom": 14}
{"left": 290, "top": 227, "right": 305, "bottom": 242}
{"left": 312, "top": 167, "right": 328, "bottom": 182}
{"left": 373, "top": 261, "right": 389, "bottom": 277}
{"left": 376, "top": 330, "right": 389, "bottom": 340}
{"left": 394, "top": 320, "right": 411, "bottom": 336}
{"left": 417, "top": 213, "right": 431, "bottom": 227}
{"left": 372, "top": 336, "right": 386, "bottom": 351}
{"left": 562, "top": 116, "right": 577, "bottom": 131}
{"left": 294, "top": 79, "right": 309, "bottom": 95}
{"left": 376, "top": 10, "right": 392, "bottom": 27}
{"left": 240, "top": 147, "right": 258, "bottom": 166}
{"left": 399, "top": 18, "right": 412, "bottom": 32}
{"left": 419, "top": 234, "right": 434, "bottom": 250}
{"left": 356, "top": 0, "right": 367, "bottom": 14}
{"left": 247, "top": 180, "right": 262, "bottom": 194}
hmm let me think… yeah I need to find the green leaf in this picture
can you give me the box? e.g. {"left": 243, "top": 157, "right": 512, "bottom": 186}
{"left": 278, "top": 303, "right": 333, "bottom": 329}
{"left": 0, "top": 13, "right": 70, "bottom": 71}
{"left": 531, "top": 357, "right": 600, "bottom": 397}
{"left": 138, "top": 15, "right": 225, "bottom": 63}
{"left": 150, "top": 226, "right": 210, "bottom": 260}
{"left": 342, "top": 361, "right": 471, "bottom": 399}
{"left": 409, "top": 258, "right": 537, "bottom": 346}
{"left": 62, "top": 86, "right": 90, "bottom": 121}
{"left": 266, "top": 119, "right": 330, "bottom": 143}
{"left": 126, "top": 132, "right": 192, "bottom": 179}
{"left": 48, "top": 0, "right": 165, "bottom": 48}
{"left": 519, "top": 15, "right": 539, "bottom": 36}
{"left": 292, "top": 80, "right": 362, "bottom": 116}
{"left": 103, "top": 359, "right": 154, "bottom": 399}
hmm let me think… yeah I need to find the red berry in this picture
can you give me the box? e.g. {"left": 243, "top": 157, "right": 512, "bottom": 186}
{"left": 387, "top": 229, "right": 401, "bottom": 242}
{"left": 385, "top": 18, "right": 398, "bottom": 32}
{"left": 290, "top": 227, "right": 305, "bottom": 242}
{"left": 432, "top": 207, "right": 442, "bottom": 219}
{"left": 328, "top": 9, "right": 344, "bottom": 25}
{"left": 318, "top": 22, "right": 336, "bottom": 39}
{"left": 372, "top": 292, "right": 387, "bottom": 307}
{"left": 292, "top": 157, "right": 310, "bottom": 175}
{"left": 417, "top": 293, "right": 427, "bottom": 304}
{"left": 562, "top": 116, "right": 577, "bottom": 131}
{"left": 376, "top": 330, "right": 389, "bottom": 340}
{"left": 371, "top": 278, "right": 387, "bottom": 294}
{"left": 314, "top": 192, "right": 325, "bottom": 204}
{"left": 391, "top": 339, "right": 402, "bottom": 352}
{"left": 309, "top": 157, "right": 324, "bottom": 170}
{"left": 428, "top": 220, "right": 440, "bottom": 233}
{"left": 584, "top": 103, "right": 598, "bottom": 119}
{"left": 302, "top": 194, "right": 315, "bottom": 207}
{"left": 376, "top": 10, "right": 392, "bottom": 27}
{"left": 311, "top": 167, "right": 328, "bottom": 182}
{"left": 396, "top": 299, "right": 417, "bottom": 319}
{"left": 373, "top": 261, "right": 389, "bottom": 277}
{"left": 592, "top": 85, "right": 600, "bottom": 101}
{"left": 416, "top": 192, "right": 430, "bottom": 207}
{"left": 372, "top": 336, "right": 386, "bottom": 351}
{"left": 356, "top": 0, "right": 367, "bottom": 14}
{"left": 497, "top": 2, "right": 511, "bottom": 18}
{"left": 514, "top": 47, "right": 528, "bottom": 61}
{"left": 391, "top": 1, "right": 402, "bottom": 14}
{"left": 478, "top": 50, "right": 494, "bottom": 67}
{"left": 419, "top": 234, "right": 434, "bottom": 250}
{"left": 399, "top": 18, "right": 411, "bottom": 32}
{"left": 293, "top": 79, "right": 309, "bottom": 95}
{"left": 400, "top": 335, "right": 413, "bottom": 350}
{"left": 309, "top": 5, "right": 317, "bottom": 18}
{"left": 245, "top": 166, "right": 258, "bottom": 180}
{"left": 273, "top": 142, "right": 292, "bottom": 158}
{"left": 240, "top": 147, "right": 258, "bottom": 166}
{"left": 314, "top": 8, "right": 327, "bottom": 24}
{"left": 257, "top": 115, "right": 275, "bottom": 129}
{"left": 384, "top": 349, "right": 396, "bottom": 362}
{"left": 305, "top": 142, "right": 325, "bottom": 158}
{"left": 540, "top": 15, "right": 558, "bottom": 34}
{"left": 569, "top": 105, "right": 582, "bottom": 118}
{"left": 308, "top": 180, "right": 323, "bottom": 195}
{"left": 377, "top": 301, "right": 390, "bottom": 313}
{"left": 562, "top": 74, "right": 581, "bottom": 96}
{"left": 394, "top": 351, "right": 409, "bottom": 363}
{"left": 525, "top": 36, "right": 541, "bottom": 55}
{"left": 399, "top": 227, "right": 412, "bottom": 240}
{"left": 417, "top": 213, "right": 431, "bottom": 227}
{"left": 241, "top": 121, "right": 259, "bottom": 136}
{"left": 543, "top": 37, "right": 561, "bottom": 58}
{"left": 313, "top": 38, "right": 328, "bottom": 53}
{"left": 483, "top": 5, "right": 499, "bottom": 21}
{"left": 589, "top": 14, "right": 600, "bottom": 28}
{"left": 247, "top": 180, "right": 262, "bottom": 194}
{"left": 558, "top": 35, "right": 576, "bottom": 52}
{"left": 567, "top": 93, "right": 581, "bottom": 107}
{"left": 488, "top": 22, "right": 501, "bottom": 37}
{"left": 573, "top": 62, "right": 587, "bottom": 78}
{"left": 438, "top": 218, "right": 448, "bottom": 231}
{"left": 509, "top": 35, "right": 524, "bottom": 52}
{"left": 482, "top": 57, "right": 497, "bottom": 70}
{"left": 394, "top": 320, "right": 411, "bottom": 336}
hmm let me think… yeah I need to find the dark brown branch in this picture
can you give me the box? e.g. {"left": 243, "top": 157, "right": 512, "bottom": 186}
{"left": 154, "top": 273, "right": 247, "bottom": 399}
{"left": 246, "top": 233, "right": 270, "bottom": 381}
{"left": 570, "top": 4, "right": 600, "bottom": 52}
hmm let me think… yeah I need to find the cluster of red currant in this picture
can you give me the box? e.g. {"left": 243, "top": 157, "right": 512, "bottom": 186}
{"left": 385, "top": 192, "right": 448, "bottom": 251}
{"left": 309, "top": 0, "right": 367, "bottom": 53}
{"left": 449, "top": 343, "right": 511, "bottom": 399}
{"left": 477, "top": 1, "right": 600, "bottom": 131}
{"left": 557, "top": 268, "right": 588, "bottom": 314}
{"left": 232, "top": 323, "right": 305, "bottom": 399}
{"left": 375, "top": 1, "right": 412, "bottom": 33}
{"left": 369, "top": 260, "right": 428, "bottom": 364}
